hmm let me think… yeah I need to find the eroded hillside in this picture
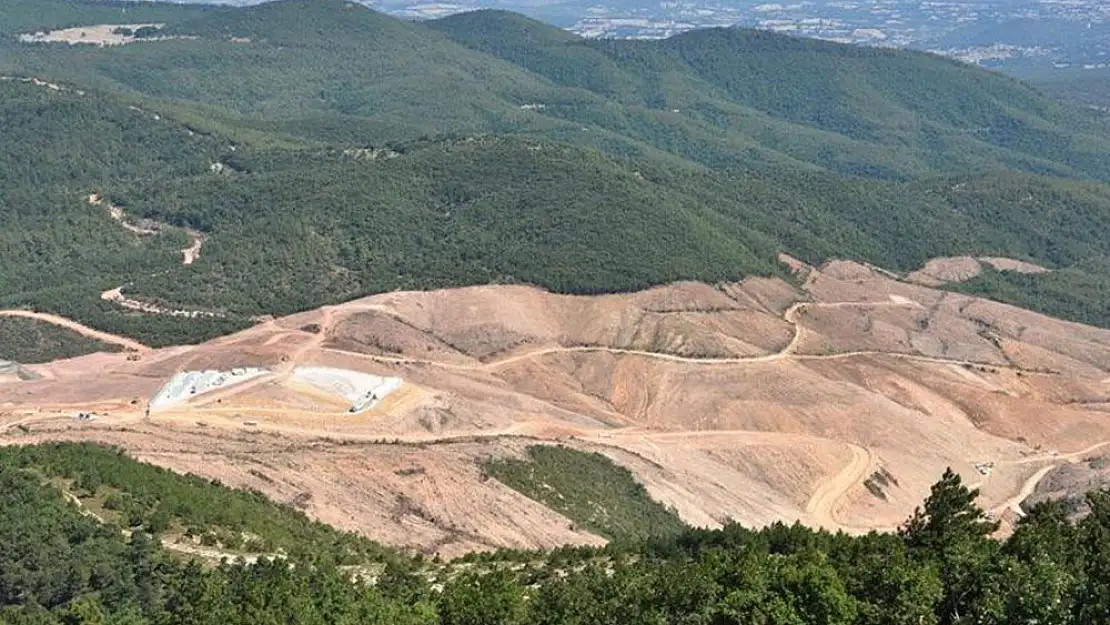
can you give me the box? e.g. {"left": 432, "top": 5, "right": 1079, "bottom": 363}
{"left": 4, "top": 257, "right": 1109, "bottom": 555}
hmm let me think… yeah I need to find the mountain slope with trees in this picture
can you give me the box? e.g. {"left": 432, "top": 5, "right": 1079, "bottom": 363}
{"left": 0, "top": 317, "right": 121, "bottom": 363}
{"left": 0, "top": 0, "right": 213, "bottom": 36}
{"left": 3, "top": 0, "right": 1110, "bottom": 348}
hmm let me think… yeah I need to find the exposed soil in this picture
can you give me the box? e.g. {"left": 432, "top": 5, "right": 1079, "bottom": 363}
{"left": 3, "top": 257, "right": 1110, "bottom": 555}
{"left": 906, "top": 256, "right": 1049, "bottom": 286}
{"left": 100, "top": 286, "right": 222, "bottom": 319}
{"left": 89, "top": 193, "right": 205, "bottom": 268}
{"left": 17, "top": 24, "right": 195, "bottom": 47}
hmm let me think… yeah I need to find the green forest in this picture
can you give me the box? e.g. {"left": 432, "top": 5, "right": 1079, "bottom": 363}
{"left": 0, "top": 318, "right": 120, "bottom": 363}
{"left": 2, "top": 0, "right": 1110, "bottom": 350}
{"left": 484, "top": 445, "right": 687, "bottom": 541}
{"left": 3, "top": 442, "right": 1110, "bottom": 624}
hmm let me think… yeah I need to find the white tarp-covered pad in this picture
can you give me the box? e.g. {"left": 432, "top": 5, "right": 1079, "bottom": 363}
{"left": 290, "top": 366, "right": 402, "bottom": 413}
{"left": 150, "top": 368, "right": 268, "bottom": 409}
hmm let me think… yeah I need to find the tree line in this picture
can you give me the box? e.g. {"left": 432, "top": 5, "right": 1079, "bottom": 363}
{"left": 2, "top": 442, "right": 1110, "bottom": 624}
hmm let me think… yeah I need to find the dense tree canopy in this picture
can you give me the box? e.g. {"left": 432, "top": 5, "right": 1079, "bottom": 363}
{"left": 1, "top": 443, "right": 1109, "bottom": 624}
{"left": 3, "top": 0, "right": 1110, "bottom": 353}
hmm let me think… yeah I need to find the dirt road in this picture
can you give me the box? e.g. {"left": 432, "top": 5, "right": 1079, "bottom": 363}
{"left": 61, "top": 482, "right": 269, "bottom": 562}
{"left": 100, "top": 287, "right": 221, "bottom": 319}
{"left": 1009, "top": 440, "right": 1110, "bottom": 465}
{"left": 804, "top": 443, "right": 875, "bottom": 530}
{"left": 991, "top": 465, "right": 1056, "bottom": 518}
{"left": 62, "top": 488, "right": 106, "bottom": 523}
{"left": 181, "top": 231, "right": 204, "bottom": 265}
{"left": 982, "top": 440, "right": 1110, "bottom": 518}
{"left": 0, "top": 310, "right": 148, "bottom": 352}
{"left": 89, "top": 193, "right": 205, "bottom": 267}
{"left": 320, "top": 297, "right": 1039, "bottom": 375}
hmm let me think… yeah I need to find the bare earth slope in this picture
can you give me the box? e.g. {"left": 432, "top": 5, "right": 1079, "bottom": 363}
{"left": 4, "top": 257, "right": 1110, "bottom": 555}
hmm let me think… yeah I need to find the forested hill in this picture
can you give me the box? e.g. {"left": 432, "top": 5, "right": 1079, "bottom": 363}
{"left": 0, "top": 0, "right": 214, "bottom": 36}
{"left": 5, "top": 442, "right": 1110, "bottom": 624}
{"left": 3, "top": 0, "right": 1110, "bottom": 347}
{"left": 7, "top": 0, "right": 1109, "bottom": 181}
{"left": 429, "top": 11, "right": 1110, "bottom": 180}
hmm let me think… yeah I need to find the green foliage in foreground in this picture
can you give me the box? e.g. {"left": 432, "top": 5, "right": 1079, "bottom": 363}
{"left": 0, "top": 317, "right": 120, "bottom": 363}
{"left": 0, "top": 468, "right": 436, "bottom": 625}
{"left": 483, "top": 445, "right": 687, "bottom": 541}
{"left": 4, "top": 444, "right": 1110, "bottom": 625}
{"left": 0, "top": 443, "right": 403, "bottom": 566}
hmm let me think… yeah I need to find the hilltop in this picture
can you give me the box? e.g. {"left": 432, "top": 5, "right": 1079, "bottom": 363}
{"left": 430, "top": 10, "right": 1110, "bottom": 179}
{"left": 0, "top": 0, "right": 213, "bottom": 36}
{"left": 2, "top": 73, "right": 1110, "bottom": 350}
{"left": 5, "top": 1, "right": 1108, "bottom": 178}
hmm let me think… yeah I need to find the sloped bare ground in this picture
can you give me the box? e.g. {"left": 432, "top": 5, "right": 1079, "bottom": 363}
{"left": 1025, "top": 453, "right": 1110, "bottom": 518}
{"left": 3, "top": 258, "right": 1110, "bottom": 554}
{"left": 905, "top": 256, "right": 1048, "bottom": 286}
{"left": 0, "top": 420, "right": 603, "bottom": 558}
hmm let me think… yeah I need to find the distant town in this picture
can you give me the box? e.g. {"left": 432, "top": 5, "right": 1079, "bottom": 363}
{"left": 125, "top": 0, "right": 1110, "bottom": 72}
{"left": 376, "top": 0, "right": 1109, "bottom": 72}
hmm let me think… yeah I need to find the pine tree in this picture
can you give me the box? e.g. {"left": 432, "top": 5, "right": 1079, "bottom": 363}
{"left": 901, "top": 468, "right": 997, "bottom": 551}
{"left": 901, "top": 468, "right": 998, "bottom": 625}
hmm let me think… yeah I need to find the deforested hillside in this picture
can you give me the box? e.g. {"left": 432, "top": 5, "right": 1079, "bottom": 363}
{"left": 4, "top": 0, "right": 1110, "bottom": 348}
{"left": 0, "top": 443, "right": 405, "bottom": 563}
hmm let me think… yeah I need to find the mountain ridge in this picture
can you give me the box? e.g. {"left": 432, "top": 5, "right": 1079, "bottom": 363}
{"left": 3, "top": 0, "right": 1110, "bottom": 349}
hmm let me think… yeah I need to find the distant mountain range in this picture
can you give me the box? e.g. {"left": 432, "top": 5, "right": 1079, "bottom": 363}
{"left": 2, "top": 0, "right": 1110, "bottom": 348}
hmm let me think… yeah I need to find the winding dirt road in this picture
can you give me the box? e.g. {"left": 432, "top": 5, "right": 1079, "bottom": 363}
{"left": 588, "top": 428, "right": 879, "bottom": 531}
{"left": 804, "top": 443, "right": 876, "bottom": 530}
{"left": 983, "top": 440, "right": 1110, "bottom": 518}
{"left": 0, "top": 310, "right": 148, "bottom": 352}
{"left": 992, "top": 465, "right": 1056, "bottom": 519}
{"left": 3, "top": 289, "right": 1080, "bottom": 533}
{"left": 320, "top": 298, "right": 1043, "bottom": 376}
{"left": 89, "top": 193, "right": 205, "bottom": 267}
{"left": 181, "top": 231, "right": 204, "bottom": 265}
{"left": 61, "top": 483, "right": 269, "bottom": 563}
